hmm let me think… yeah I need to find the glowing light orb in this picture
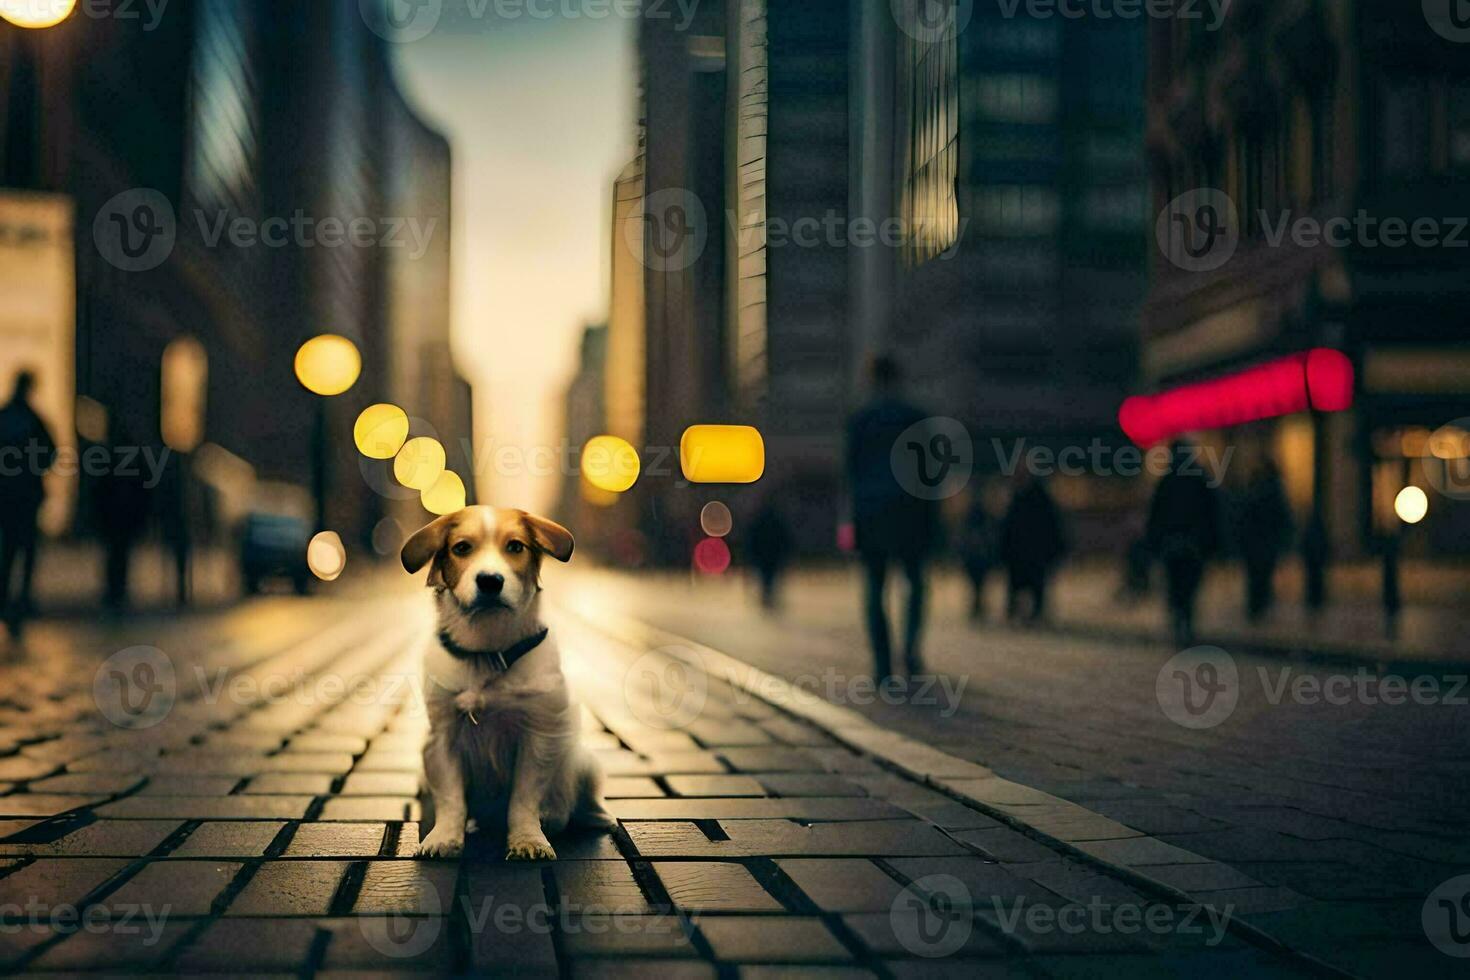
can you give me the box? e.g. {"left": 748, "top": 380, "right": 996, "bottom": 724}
{"left": 307, "top": 531, "right": 347, "bottom": 582}
{"left": 0, "top": 0, "right": 76, "bottom": 28}
{"left": 1394, "top": 486, "right": 1428, "bottom": 525}
{"left": 354, "top": 403, "right": 410, "bottom": 459}
{"left": 693, "top": 537, "right": 731, "bottom": 575}
{"left": 294, "top": 334, "right": 361, "bottom": 396}
{"left": 393, "top": 437, "right": 446, "bottom": 491}
{"left": 680, "top": 425, "right": 766, "bottom": 484}
{"left": 581, "top": 435, "right": 641, "bottom": 493}
{"left": 422, "top": 470, "right": 467, "bottom": 516}
{"left": 699, "top": 501, "right": 733, "bottom": 538}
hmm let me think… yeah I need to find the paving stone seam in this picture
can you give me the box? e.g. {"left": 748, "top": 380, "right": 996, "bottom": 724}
{"left": 558, "top": 601, "right": 1358, "bottom": 980}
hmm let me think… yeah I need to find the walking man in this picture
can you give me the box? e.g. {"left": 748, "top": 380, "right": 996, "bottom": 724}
{"left": 0, "top": 372, "right": 57, "bottom": 637}
{"left": 846, "top": 355, "right": 939, "bottom": 680}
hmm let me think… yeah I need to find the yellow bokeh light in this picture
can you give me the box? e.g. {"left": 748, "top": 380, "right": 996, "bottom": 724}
{"left": 422, "top": 470, "right": 467, "bottom": 516}
{"left": 1394, "top": 486, "right": 1428, "bottom": 525}
{"left": 581, "top": 435, "right": 641, "bottom": 493}
{"left": 0, "top": 0, "right": 76, "bottom": 28}
{"left": 681, "top": 425, "right": 766, "bottom": 484}
{"left": 581, "top": 476, "right": 620, "bottom": 508}
{"left": 307, "top": 531, "right": 347, "bottom": 582}
{"left": 354, "top": 404, "right": 410, "bottom": 460}
{"left": 294, "top": 334, "right": 361, "bottom": 396}
{"left": 394, "top": 437, "right": 446, "bottom": 491}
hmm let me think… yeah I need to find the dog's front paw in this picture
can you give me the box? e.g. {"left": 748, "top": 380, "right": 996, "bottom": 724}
{"left": 416, "top": 827, "right": 465, "bottom": 860}
{"left": 505, "top": 834, "right": 556, "bottom": 861}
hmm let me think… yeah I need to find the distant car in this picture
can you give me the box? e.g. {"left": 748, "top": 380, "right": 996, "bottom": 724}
{"left": 239, "top": 481, "right": 315, "bottom": 596}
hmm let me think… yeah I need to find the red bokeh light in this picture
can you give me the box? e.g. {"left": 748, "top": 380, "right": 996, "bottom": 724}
{"left": 693, "top": 536, "right": 731, "bottom": 575}
{"left": 1118, "top": 348, "right": 1355, "bottom": 447}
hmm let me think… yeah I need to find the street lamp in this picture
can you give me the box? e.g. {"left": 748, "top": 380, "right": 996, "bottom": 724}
{"left": 0, "top": 0, "right": 77, "bottom": 29}
{"left": 294, "top": 334, "right": 361, "bottom": 532}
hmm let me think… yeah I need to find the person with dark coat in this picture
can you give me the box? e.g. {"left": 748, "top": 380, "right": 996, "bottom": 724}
{"left": 95, "top": 424, "right": 152, "bottom": 612}
{"left": 959, "top": 493, "right": 998, "bottom": 621}
{"left": 846, "top": 355, "right": 940, "bottom": 680}
{"left": 1238, "top": 457, "right": 1292, "bottom": 621}
{"left": 1146, "top": 442, "right": 1221, "bottom": 646}
{"left": 998, "top": 473, "right": 1066, "bottom": 623}
{"left": 0, "top": 372, "right": 56, "bottom": 636}
{"left": 747, "top": 497, "right": 794, "bottom": 610}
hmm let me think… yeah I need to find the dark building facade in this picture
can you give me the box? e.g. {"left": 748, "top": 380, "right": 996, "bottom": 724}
{"left": 0, "top": 0, "right": 467, "bottom": 554}
{"left": 614, "top": 0, "right": 1148, "bottom": 561}
{"left": 1144, "top": 0, "right": 1470, "bottom": 557}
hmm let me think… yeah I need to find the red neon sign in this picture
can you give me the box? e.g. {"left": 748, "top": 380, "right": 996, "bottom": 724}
{"left": 1119, "top": 349, "right": 1354, "bottom": 447}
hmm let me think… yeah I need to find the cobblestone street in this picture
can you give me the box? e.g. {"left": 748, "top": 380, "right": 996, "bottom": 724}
{"left": 0, "top": 584, "right": 1343, "bottom": 977}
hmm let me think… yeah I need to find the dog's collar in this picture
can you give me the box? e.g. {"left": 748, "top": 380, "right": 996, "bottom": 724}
{"left": 437, "top": 627, "right": 549, "bottom": 671}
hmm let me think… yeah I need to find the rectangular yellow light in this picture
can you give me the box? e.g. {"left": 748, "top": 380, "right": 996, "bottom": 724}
{"left": 680, "top": 425, "right": 766, "bottom": 484}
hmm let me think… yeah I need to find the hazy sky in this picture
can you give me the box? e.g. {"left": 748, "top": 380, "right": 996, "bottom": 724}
{"left": 391, "top": 12, "right": 636, "bottom": 513}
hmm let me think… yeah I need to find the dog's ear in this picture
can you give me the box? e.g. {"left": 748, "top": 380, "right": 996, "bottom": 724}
{"left": 402, "top": 514, "right": 453, "bottom": 579}
{"left": 521, "top": 512, "right": 574, "bottom": 563}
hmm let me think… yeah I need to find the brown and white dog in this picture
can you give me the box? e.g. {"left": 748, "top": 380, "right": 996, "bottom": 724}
{"left": 401, "top": 505, "right": 615, "bottom": 860}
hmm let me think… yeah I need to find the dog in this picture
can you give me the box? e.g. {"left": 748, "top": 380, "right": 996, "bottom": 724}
{"left": 401, "top": 505, "right": 616, "bottom": 860}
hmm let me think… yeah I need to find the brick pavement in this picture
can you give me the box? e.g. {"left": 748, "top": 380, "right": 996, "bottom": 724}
{"left": 0, "top": 594, "right": 1331, "bottom": 976}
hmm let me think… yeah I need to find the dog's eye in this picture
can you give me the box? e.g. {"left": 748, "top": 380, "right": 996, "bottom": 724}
{"left": 451, "top": 541, "right": 474, "bottom": 557}
{"left": 506, "top": 540, "right": 526, "bottom": 555}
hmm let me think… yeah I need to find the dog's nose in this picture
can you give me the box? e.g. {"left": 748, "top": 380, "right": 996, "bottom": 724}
{"left": 476, "top": 572, "right": 505, "bottom": 596}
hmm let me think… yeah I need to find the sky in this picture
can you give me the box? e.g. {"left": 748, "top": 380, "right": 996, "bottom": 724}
{"left": 391, "top": 11, "right": 637, "bottom": 514}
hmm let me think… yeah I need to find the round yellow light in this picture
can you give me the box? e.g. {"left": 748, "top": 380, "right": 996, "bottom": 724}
{"left": 422, "top": 470, "right": 467, "bottom": 516}
{"left": 581, "top": 435, "right": 640, "bottom": 493}
{"left": 307, "top": 531, "right": 347, "bottom": 582}
{"left": 0, "top": 0, "right": 77, "bottom": 28}
{"left": 294, "top": 334, "right": 361, "bottom": 396}
{"left": 1394, "top": 486, "right": 1429, "bottom": 525}
{"left": 354, "top": 403, "right": 410, "bottom": 460}
{"left": 394, "top": 437, "right": 446, "bottom": 491}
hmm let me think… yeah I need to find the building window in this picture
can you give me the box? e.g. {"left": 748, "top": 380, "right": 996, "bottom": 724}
{"left": 898, "top": 13, "right": 961, "bottom": 264}
{"left": 974, "top": 185, "right": 1059, "bottom": 236}
{"left": 187, "top": 0, "right": 259, "bottom": 214}
{"left": 970, "top": 74, "right": 1056, "bottom": 124}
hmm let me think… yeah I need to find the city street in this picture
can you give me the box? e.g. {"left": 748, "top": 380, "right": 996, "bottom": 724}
{"left": 0, "top": 570, "right": 1458, "bottom": 975}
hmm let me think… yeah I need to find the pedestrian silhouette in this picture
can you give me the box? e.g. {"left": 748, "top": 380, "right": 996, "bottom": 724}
{"left": 95, "top": 423, "right": 152, "bottom": 612}
{"left": 746, "top": 496, "right": 794, "bottom": 611}
{"left": 958, "top": 490, "right": 998, "bottom": 621}
{"left": 999, "top": 471, "right": 1066, "bottom": 623}
{"left": 0, "top": 372, "right": 57, "bottom": 637}
{"left": 846, "top": 355, "right": 939, "bottom": 680}
{"left": 1146, "top": 442, "right": 1221, "bottom": 646}
{"left": 1238, "top": 456, "right": 1292, "bottom": 622}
